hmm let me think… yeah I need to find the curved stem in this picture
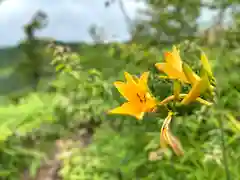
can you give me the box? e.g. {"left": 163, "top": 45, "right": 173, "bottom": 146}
{"left": 158, "top": 94, "right": 212, "bottom": 106}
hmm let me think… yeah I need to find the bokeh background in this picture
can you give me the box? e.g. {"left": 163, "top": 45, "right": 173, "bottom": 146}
{"left": 0, "top": 0, "right": 239, "bottom": 179}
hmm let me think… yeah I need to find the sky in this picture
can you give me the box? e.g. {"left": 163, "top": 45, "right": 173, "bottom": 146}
{"left": 0, "top": 0, "right": 218, "bottom": 47}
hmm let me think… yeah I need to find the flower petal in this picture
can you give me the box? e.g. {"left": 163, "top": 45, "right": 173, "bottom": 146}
{"left": 155, "top": 63, "right": 188, "bottom": 83}
{"left": 201, "top": 52, "right": 213, "bottom": 77}
{"left": 160, "top": 127, "right": 168, "bottom": 148}
{"left": 124, "top": 72, "right": 136, "bottom": 84}
{"left": 160, "top": 112, "right": 184, "bottom": 156}
{"left": 139, "top": 71, "right": 150, "bottom": 91}
{"left": 171, "top": 45, "right": 182, "bottom": 71}
{"left": 139, "top": 71, "right": 149, "bottom": 85}
{"left": 114, "top": 81, "right": 138, "bottom": 101}
{"left": 144, "top": 94, "right": 157, "bottom": 112}
{"left": 167, "top": 131, "right": 184, "bottom": 156}
{"left": 181, "top": 74, "right": 209, "bottom": 105}
{"left": 160, "top": 112, "right": 173, "bottom": 148}
{"left": 182, "top": 62, "right": 200, "bottom": 85}
{"left": 108, "top": 102, "right": 144, "bottom": 120}
{"left": 163, "top": 46, "right": 182, "bottom": 71}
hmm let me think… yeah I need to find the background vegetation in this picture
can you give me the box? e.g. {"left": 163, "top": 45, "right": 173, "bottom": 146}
{"left": 0, "top": 0, "right": 239, "bottom": 179}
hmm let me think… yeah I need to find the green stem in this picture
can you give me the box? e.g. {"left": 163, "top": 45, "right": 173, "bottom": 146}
{"left": 217, "top": 41, "right": 231, "bottom": 180}
{"left": 218, "top": 116, "right": 231, "bottom": 180}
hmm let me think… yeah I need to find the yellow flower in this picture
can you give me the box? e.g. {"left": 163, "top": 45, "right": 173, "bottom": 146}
{"left": 200, "top": 51, "right": 216, "bottom": 92}
{"left": 155, "top": 45, "right": 199, "bottom": 85}
{"left": 108, "top": 72, "right": 157, "bottom": 120}
{"left": 201, "top": 51, "right": 213, "bottom": 78}
{"left": 181, "top": 74, "right": 210, "bottom": 105}
{"left": 160, "top": 111, "right": 184, "bottom": 156}
{"left": 158, "top": 51, "right": 214, "bottom": 106}
{"left": 181, "top": 51, "right": 215, "bottom": 105}
{"left": 182, "top": 62, "right": 201, "bottom": 85}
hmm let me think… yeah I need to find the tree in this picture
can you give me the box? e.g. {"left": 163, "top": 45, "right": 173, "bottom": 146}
{"left": 132, "top": 0, "right": 202, "bottom": 46}
{"left": 17, "top": 11, "right": 49, "bottom": 90}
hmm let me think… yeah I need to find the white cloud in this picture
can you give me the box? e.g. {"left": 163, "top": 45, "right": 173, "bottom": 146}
{"left": 0, "top": 0, "right": 145, "bottom": 46}
{"left": 0, "top": 0, "right": 220, "bottom": 47}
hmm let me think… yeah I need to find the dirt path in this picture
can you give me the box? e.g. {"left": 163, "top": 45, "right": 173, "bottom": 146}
{"left": 20, "top": 128, "right": 94, "bottom": 180}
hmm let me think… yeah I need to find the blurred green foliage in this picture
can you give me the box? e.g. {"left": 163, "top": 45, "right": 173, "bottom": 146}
{"left": 0, "top": 0, "right": 240, "bottom": 180}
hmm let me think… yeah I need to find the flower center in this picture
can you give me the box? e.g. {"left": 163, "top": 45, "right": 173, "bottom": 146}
{"left": 136, "top": 93, "right": 146, "bottom": 103}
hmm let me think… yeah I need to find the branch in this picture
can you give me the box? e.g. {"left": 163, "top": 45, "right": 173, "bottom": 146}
{"left": 117, "top": 0, "right": 133, "bottom": 34}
